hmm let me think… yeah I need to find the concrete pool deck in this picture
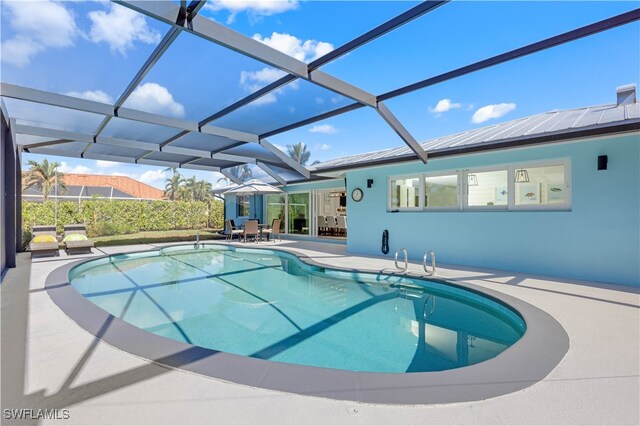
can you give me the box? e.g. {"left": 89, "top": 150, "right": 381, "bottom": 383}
{"left": 1, "top": 240, "right": 639, "bottom": 425}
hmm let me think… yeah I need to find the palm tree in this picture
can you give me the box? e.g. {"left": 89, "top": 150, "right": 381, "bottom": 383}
{"left": 183, "top": 176, "right": 199, "bottom": 201}
{"left": 216, "top": 164, "right": 252, "bottom": 185}
{"left": 164, "top": 172, "right": 185, "bottom": 200}
{"left": 24, "top": 159, "right": 66, "bottom": 200}
{"left": 195, "top": 180, "right": 213, "bottom": 201}
{"left": 286, "top": 142, "right": 311, "bottom": 166}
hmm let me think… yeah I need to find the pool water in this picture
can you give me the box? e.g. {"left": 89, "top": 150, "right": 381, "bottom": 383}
{"left": 69, "top": 245, "right": 525, "bottom": 373}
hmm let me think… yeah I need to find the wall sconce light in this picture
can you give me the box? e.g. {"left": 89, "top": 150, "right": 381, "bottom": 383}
{"left": 597, "top": 155, "right": 608, "bottom": 170}
{"left": 515, "top": 169, "right": 530, "bottom": 183}
{"left": 367, "top": 179, "right": 374, "bottom": 188}
{"left": 467, "top": 174, "right": 478, "bottom": 186}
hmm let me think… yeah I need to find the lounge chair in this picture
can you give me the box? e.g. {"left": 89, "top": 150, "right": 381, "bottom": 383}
{"left": 29, "top": 225, "right": 60, "bottom": 258}
{"left": 225, "top": 220, "right": 243, "bottom": 242}
{"left": 262, "top": 219, "right": 281, "bottom": 242}
{"left": 63, "top": 224, "right": 94, "bottom": 255}
{"left": 242, "top": 220, "right": 260, "bottom": 243}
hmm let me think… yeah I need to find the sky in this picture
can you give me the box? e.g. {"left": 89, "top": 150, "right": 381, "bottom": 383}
{"left": 2, "top": 0, "right": 638, "bottom": 189}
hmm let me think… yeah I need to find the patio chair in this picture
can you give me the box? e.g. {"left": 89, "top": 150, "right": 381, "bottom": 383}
{"left": 225, "top": 220, "right": 243, "bottom": 242}
{"left": 29, "top": 225, "right": 60, "bottom": 258}
{"left": 336, "top": 215, "right": 347, "bottom": 237}
{"left": 317, "top": 215, "right": 327, "bottom": 235}
{"left": 63, "top": 224, "right": 95, "bottom": 255}
{"left": 325, "top": 216, "right": 337, "bottom": 236}
{"left": 242, "top": 220, "right": 260, "bottom": 243}
{"left": 262, "top": 219, "right": 281, "bottom": 242}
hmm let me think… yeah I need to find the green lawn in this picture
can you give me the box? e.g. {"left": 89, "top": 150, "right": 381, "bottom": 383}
{"left": 92, "top": 229, "right": 225, "bottom": 247}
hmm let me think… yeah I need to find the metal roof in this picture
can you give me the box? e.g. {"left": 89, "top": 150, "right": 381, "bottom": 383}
{"left": 310, "top": 101, "right": 640, "bottom": 172}
{"left": 2, "top": 2, "right": 639, "bottom": 184}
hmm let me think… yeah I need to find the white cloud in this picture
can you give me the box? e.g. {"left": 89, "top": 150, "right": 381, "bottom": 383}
{"left": 240, "top": 32, "right": 333, "bottom": 105}
{"left": 96, "top": 160, "right": 119, "bottom": 168}
{"left": 318, "top": 143, "right": 331, "bottom": 151}
{"left": 471, "top": 103, "right": 516, "bottom": 124}
{"left": 66, "top": 90, "right": 113, "bottom": 104}
{"left": 309, "top": 124, "right": 337, "bottom": 134}
{"left": 126, "top": 83, "right": 185, "bottom": 118}
{"left": 87, "top": 3, "right": 161, "bottom": 55}
{"left": 204, "top": 0, "right": 298, "bottom": 24}
{"left": 252, "top": 32, "right": 333, "bottom": 63}
{"left": 138, "top": 169, "right": 167, "bottom": 186}
{"left": 58, "top": 161, "right": 92, "bottom": 174}
{"left": 1, "top": 0, "right": 76, "bottom": 67}
{"left": 239, "top": 67, "right": 286, "bottom": 105}
{"left": 429, "top": 98, "right": 462, "bottom": 113}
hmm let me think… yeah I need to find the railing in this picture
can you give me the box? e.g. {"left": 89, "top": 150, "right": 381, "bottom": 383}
{"left": 394, "top": 248, "right": 408, "bottom": 273}
{"left": 423, "top": 250, "right": 436, "bottom": 276}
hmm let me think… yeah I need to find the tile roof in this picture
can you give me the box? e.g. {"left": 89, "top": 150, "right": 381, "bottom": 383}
{"left": 311, "top": 101, "right": 640, "bottom": 171}
{"left": 60, "top": 174, "right": 164, "bottom": 200}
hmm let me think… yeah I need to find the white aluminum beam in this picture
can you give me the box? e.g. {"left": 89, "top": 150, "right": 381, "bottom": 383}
{"left": 181, "top": 163, "right": 222, "bottom": 173}
{"left": 27, "top": 146, "right": 83, "bottom": 159}
{"left": 200, "top": 124, "right": 260, "bottom": 143}
{"left": 116, "top": 1, "right": 378, "bottom": 107}
{"left": 309, "top": 70, "right": 377, "bottom": 107}
{"left": 259, "top": 139, "right": 310, "bottom": 178}
{"left": 2, "top": 83, "right": 261, "bottom": 141}
{"left": 256, "top": 161, "right": 287, "bottom": 185}
{"left": 14, "top": 124, "right": 94, "bottom": 143}
{"left": 117, "top": 107, "right": 199, "bottom": 132}
{"left": 1, "top": 83, "right": 114, "bottom": 116}
{"left": 117, "top": 0, "right": 306, "bottom": 78}
{"left": 376, "top": 101, "right": 428, "bottom": 163}
{"left": 20, "top": 139, "right": 73, "bottom": 150}
{"left": 15, "top": 123, "right": 297, "bottom": 173}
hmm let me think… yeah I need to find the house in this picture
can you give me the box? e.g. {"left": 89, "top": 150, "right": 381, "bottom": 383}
{"left": 22, "top": 173, "right": 165, "bottom": 202}
{"left": 226, "top": 84, "right": 640, "bottom": 286}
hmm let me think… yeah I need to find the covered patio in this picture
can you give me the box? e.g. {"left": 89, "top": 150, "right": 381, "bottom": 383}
{"left": 1, "top": 1, "right": 639, "bottom": 424}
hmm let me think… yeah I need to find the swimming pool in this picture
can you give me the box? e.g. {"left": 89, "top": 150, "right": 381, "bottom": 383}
{"left": 45, "top": 244, "right": 569, "bottom": 404}
{"left": 68, "top": 245, "right": 525, "bottom": 374}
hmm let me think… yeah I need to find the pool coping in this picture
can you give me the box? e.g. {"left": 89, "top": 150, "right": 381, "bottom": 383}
{"left": 45, "top": 243, "right": 570, "bottom": 405}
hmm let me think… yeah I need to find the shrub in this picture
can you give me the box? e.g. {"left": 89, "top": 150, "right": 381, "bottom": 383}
{"left": 22, "top": 199, "right": 224, "bottom": 239}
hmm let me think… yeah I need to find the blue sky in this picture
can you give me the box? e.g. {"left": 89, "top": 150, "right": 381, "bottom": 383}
{"left": 2, "top": 0, "right": 638, "bottom": 189}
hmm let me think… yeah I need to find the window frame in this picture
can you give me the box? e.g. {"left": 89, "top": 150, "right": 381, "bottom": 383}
{"left": 508, "top": 158, "right": 572, "bottom": 211}
{"left": 423, "top": 170, "right": 463, "bottom": 211}
{"left": 463, "top": 166, "right": 510, "bottom": 211}
{"left": 386, "top": 158, "right": 572, "bottom": 213}
{"left": 236, "top": 194, "right": 251, "bottom": 218}
{"left": 388, "top": 174, "right": 424, "bottom": 211}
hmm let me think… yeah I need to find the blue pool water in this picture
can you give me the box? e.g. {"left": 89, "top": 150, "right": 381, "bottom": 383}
{"left": 69, "top": 245, "right": 525, "bottom": 373}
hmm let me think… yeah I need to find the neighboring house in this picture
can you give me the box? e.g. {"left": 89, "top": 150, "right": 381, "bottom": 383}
{"left": 23, "top": 173, "right": 165, "bottom": 202}
{"left": 225, "top": 85, "right": 640, "bottom": 286}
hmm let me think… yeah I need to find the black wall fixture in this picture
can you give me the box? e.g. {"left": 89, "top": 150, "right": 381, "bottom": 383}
{"left": 367, "top": 179, "right": 374, "bottom": 188}
{"left": 598, "top": 155, "right": 608, "bottom": 170}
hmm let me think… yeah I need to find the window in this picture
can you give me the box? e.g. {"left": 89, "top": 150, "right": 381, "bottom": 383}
{"left": 288, "top": 192, "right": 310, "bottom": 235}
{"left": 466, "top": 169, "right": 508, "bottom": 208}
{"left": 424, "top": 174, "right": 458, "bottom": 209}
{"left": 513, "top": 163, "right": 570, "bottom": 209}
{"left": 390, "top": 177, "right": 421, "bottom": 209}
{"left": 237, "top": 195, "right": 250, "bottom": 217}
{"left": 266, "top": 194, "right": 286, "bottom": 231}
{"left": 387, "top": 159, "right": 570, "bottom": 213}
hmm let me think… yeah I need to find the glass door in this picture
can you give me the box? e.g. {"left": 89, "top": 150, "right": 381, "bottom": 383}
{"left": 287, "top": 193, "right": 310, "bottom": 235}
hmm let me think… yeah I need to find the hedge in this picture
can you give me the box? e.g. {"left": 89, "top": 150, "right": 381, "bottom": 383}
{"left": 22, "top": 199, "right": 224, "bottom": 240}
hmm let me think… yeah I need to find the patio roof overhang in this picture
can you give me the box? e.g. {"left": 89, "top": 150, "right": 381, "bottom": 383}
{"left": 2, "top": 1, "right": 638, "bottom": 185}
